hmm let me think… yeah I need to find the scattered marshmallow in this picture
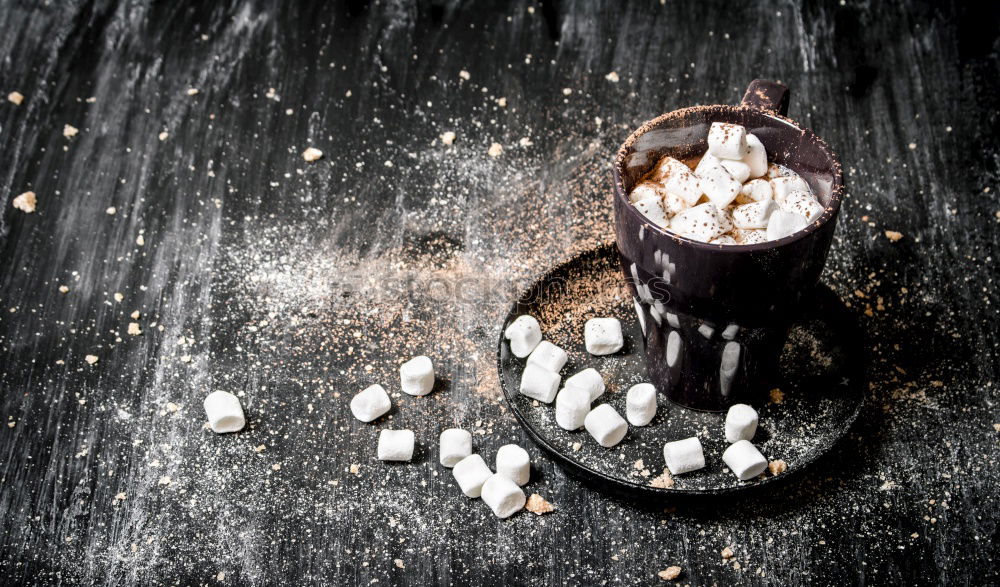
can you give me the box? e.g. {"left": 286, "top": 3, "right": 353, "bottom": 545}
{"left": 519, "top": 363, "right": 560, "bottom": 403}
{"left": 721, "top": 323, "right": 740, "bottom": 340}
{"left": 766, "top": 210, "right": 810, "bottom": 241}
{"left": 564, "top": 367, "right": 605, "bottom": 401}
{"left": 495, "top": 444, "right": 530, "bottom": 486}
{"left": 504, "top": 315, "right": 542, "bottom": 358}
{"left": 707, "top": 122, "right": 749, "bottom": 160}
{"left": 778, "top": 191, "right": 824, "bottom": 221}
{"left": 439, "top": 428, "right": 473, "bottom": 467}
{"left": 555, "top": 386, "right": 591, "bottom": 430}
{"left": 400, "top": 355, "right": 435, "bottom": 396}
{"left": 481, "top": 474, "right": 526, "bottom": 518}
{"left": 350, "top": 384, "right": 391, "bottom": 422}
{"left": 695, "top": 154, "right": 741, "bottom": 208}
{"left": 584, "top": 404, "right": 628, "bottom": 448}
{"left": 663, "top": 437, "right": 705, "bottom": 475}
{"left": 633, "top": 196, "right": 670, "bottom": 228}
{"left": 732, "top": 199, "right": 777, "bottom": 229}
{"left": 725, "top": 403, "right": 759, "bottom": 443}
{"left": 203, "top": 391, "right": 246, "bottom": 433}
{"left": 584, "top": 318, "right": 623, "bottom": 356}
{"left": 743, "top": 134, "right": 768, "bottom": 178}
{"left": 722, "top": 440, "right": 768, "bottom": 480}
{"left": 625, "top": 383, "right": 657, "bottom": 426}
{"left": 670, "top": 203, "right": 728, "bottom": 242}
{"left": 453, "top": 454, "right": 493, "bottom": 497}
{"left": 527, "top": 340, "right": 568, "bottom": 372}
{"left": 377, "top": 429, "right": 415, "bottom": 462}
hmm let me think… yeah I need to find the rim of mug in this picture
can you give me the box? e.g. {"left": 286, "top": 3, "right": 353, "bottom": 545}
{"left": 613, "top": 104, "right": 844, "bottom": 251}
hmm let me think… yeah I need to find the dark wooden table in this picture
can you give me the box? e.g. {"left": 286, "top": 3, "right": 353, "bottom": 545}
{"left": 1, "top": 1, "right": 997, "bottom": 585}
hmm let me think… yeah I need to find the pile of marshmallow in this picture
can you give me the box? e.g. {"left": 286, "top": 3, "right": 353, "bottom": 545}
{"left": 507, "top": 314, "right": 775, "bottom": 482}
{"left": 506, "top": 314, "right": 659, "bottom": 447}
{"left": 350, "top": 356, "right": 537, "bottom": 519}
{"left": 629, "top": 122, "right": 824, "bottom": 244}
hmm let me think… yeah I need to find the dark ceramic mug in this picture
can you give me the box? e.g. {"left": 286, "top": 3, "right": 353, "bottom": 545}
{"left": 612, "top": 80, "right": 844, "bottom": 412}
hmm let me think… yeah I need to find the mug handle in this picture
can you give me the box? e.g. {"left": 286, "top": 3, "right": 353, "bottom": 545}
{"left": 741, "top": 79, "right": 790, "bottom": 117}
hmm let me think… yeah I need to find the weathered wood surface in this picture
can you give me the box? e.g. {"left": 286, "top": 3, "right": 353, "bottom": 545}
{"left": 1, "top": 1, "right": 997, "bottom": 585}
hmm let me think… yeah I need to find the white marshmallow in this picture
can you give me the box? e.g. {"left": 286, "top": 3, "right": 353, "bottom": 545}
{"left": 722, "top": 440, "right": 768, "bottom": 481}
{"left": 720, "top": 159, "right": 751, "bottom": 183}
{"left": 710, "top": 235, "right": 737, "bottom": 245}
{"left": 725, "top": 404, "right": 759, "bottom": 443}
{"left": 555, "top": 386, "right": 591, "bottom": 430}
{"left": 665, "top": 312, "right": 680, "bottom": 329}
{"left": 732, "top": 199, "right": 778, "bottom": 229}
{"left": 732, "top": 228, "right": 768, "bottom": 245}
{"left": 377, "top": 429, "right": 415, "bottom": 462}
{"left": 519, "top": 362, "right": 560, "bottom": 403}
{"left": 452, "top": 454, "right": 493, "bottom": 497}
{"left": 767, "top": 162, "right": 797, "bottom": 179}
{"left": 495, "top": 444, "right": 530, "bottom": 486}
{"left": 743, "top": 134, "right": 768, "bottom": 178}
{"left": 698, "top": 323, "right": 714, "bottom": 339}
{"left": 778, "top": 191, "right": 824, "bottom": 222}
{"left": 628, "top": 181, "right": 663, "bottom": 203}
{"left": 769, "top": 176, "right": 811, "bottom": 203}
{"left": 721, "top": 323, "right": 740, "bottom": 340}
{"left": 504, "top": 315, "right": 542, "bottom": 358}
{"left": 736, "top": 178, "right": 773, "bottom": 204}
{"left": 439, "top": 428, "right": 473, "bottom": 467}
{"left": 625, "top": 383, "right": 657, "bottom": 426}
{"left": 663, "top": 437, "right": 706, "bottom": 475}
{"left": 654, "top": 157, "right": 702, "bottom": 205}
{"left": 400, "top": 355, "right": 435, "bottom": 396}
{"left": 633, "top": 196, "right": 670, "bottom": 228}
{"left": 584, "top": 318, "right": 623, "bottom": 356}
{"left": 662, "top": 191, "right": 688, "bottom": 216}
{"left": 350, "top": 384, "right": 391, "bottom": 423}
{"left": 584, "top": 404, "right": 628, "bottom": 448}
{"left": 695, "top": 155, "right": 741, "bottom": 208}
{"left": 480, "top": 474, "right": 526, "bottom": 518}
{"left": 766, "top": 210, "right": 809, "bottom": 241}
{"left": 526, "top": 340, "right": 568, "bottom": 372}
{"left": 670, "top": 203, "right": 728, "bottom": 242}
{"left": 564, "top": 367, "right": 605, "bottom": 401}
{"left": 707, "top": 122, "right": 749, "bottom": 160}
{"left": 203, "top": 391, "right": 246, "bottom": 434}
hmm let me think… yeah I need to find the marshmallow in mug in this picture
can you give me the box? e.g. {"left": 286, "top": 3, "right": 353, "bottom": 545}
{"left": 400, "top": 355, "right": 435, "bottom": 396}
{"left": 504, "top": 315, "right": 542, "bottom": 358}
{"left": 204, "top": 391, "right": 246, "bottom": 434}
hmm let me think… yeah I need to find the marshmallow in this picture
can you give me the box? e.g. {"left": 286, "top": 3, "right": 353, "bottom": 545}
{"left": 555, "top": 386, "right": 591, "bottom": 430}
{"left": 633, "top": 196, "right": 670, "bottom": 228}
{"left": 377, "top": 429, "right": 415, "bottom": 462}
{"left": 732, "top": 228, "right": 768, "bottom": 245}
{"left": 203, "top": 391, "right": 246, "bottom": 434}
{"left": 766, "top": 210, "right": 809, "bottom": 241}
{"left": 721, "top": 323, "right": 740, "bottom": 340}
{"left": 725, "top": 404, "right": 759, "bottom": 443}
{"left": 743, "top": 134, "right": 768, "bottom": 178}
{"left": 584, "top": 318, "right": 623, "bottom": 356}
{"left": 400, "top": 355, "right": 435, "bottom": 396}
{"left": 767, "top": 162, "right": 797, "bottom": 179}
{"left": 452, "top": 454, "right": 493, "bottom": 497}
{"left": 519, "top": 362, "right": 560, "bottom": 403}
{"left": 662, "top": 191, "right": 688, "bottom": 216}
{"left": 695, "top": 154, "right": 741, "bottom": 208}
{"left": 480, "top": 474, "right": 526, "bottom": 518}
{"left": 710, "top": 235, "right": 737, "bottom": 245}
{"left": 628, "top": 181, "right": 664, "bottom": 203}
{"left": 564, "top": 367, "right": 605, "bottom": 401}
{"left": 778, "top": 191, "right": 824, "bottom": 222}
{"left": 707, "top": 122, "right": 749, "bottom": 160}
{"left": 527, "top": 340, "right": 568, "bottom": 372}
{"left": 769, "top": 176, "right": 811, "bottom": 203}
{"left": 504, "top": 315, "right": 542, "bottom": 358}
{"left": 736, "top": 178, "right": 773, "bottom": 204}
{"left": 732, "top": 199, "right": 778, "bottom": 229}
{"left": 720, "top": 159, "right": 751, "bottom": 183}
{"left": 495, "top": 444, "right": 530, "bottom": 486}
{"left": 698, "top": 323, "right": 714, "bottom": 339}
{"left": 654, "top": 157, "right": 702, "bottom": 206}
{"left": 625, "top": 383, "right": 657, "bottom": 426}
{"left": 584, "top": 404, "right": 628, "bottom": 448}
{"left": 663, "top": 437, "right": 706, "bottom": 475}
{"left": 722, "top": 440, "right": 768, "bottom": 481}
{"left": 439, "top": 428, "right": 473, "bottom": 467}
{"left": 670, "top": 203, "right": 728, "bottom": 242}
{"left": 350, "top": 384, "right": 392, "bottom": 423}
